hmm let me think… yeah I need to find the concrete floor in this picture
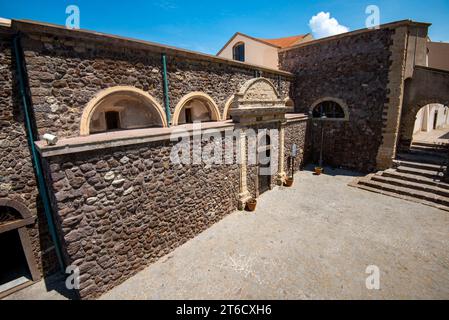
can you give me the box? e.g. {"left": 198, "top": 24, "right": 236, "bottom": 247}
{"left": 5, "top": 166, "right": 449, "bottom": 300}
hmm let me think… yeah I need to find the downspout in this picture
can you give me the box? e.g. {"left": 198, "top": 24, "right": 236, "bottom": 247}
{"left": 13, "top": 33, "right": 65, "bottom": 273}
{"left": 161, "top": 53, "right": 171, "bottom": 127}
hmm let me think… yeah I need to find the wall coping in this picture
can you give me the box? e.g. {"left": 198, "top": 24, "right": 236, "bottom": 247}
{"left": 35, "top": 121, "right": 236, "bottom": 157}
{"left": 285, "top": 113, "right": 309, "bottom": 123}
{"left": 11, "top": 19, "right": 294, "bottom": 78}
{"left": 35, "top": 114, "right": 309, "bottom": 157}
{"left": 280, "top": 19, "right": 431, "bottom": 53}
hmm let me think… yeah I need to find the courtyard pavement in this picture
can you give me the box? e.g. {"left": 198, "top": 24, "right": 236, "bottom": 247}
{"left": 6, "top": 166, "right": 449, "bottom": 300}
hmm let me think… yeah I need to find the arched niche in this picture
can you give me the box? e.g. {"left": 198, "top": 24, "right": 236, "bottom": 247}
{"left": 80, "top": 86, "right": 168, "bottom": 136}
{"left": 223, "top": 95, "right": 236, "bottom": 120}
{"left": 172, "top": 92, "right": 221, "bottom": 126}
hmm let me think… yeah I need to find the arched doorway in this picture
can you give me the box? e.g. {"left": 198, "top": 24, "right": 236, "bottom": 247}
{"left": 399, "top": 102, "right": 449, "bottom": 152}
{"left": 309, "top": 98, "right": 349, "bottom": 167}
{"left": 172, "top": 92, "right": 221, "bottom": 125}
{"left": 0, "top": 199, "right": 40, "bottom": 298}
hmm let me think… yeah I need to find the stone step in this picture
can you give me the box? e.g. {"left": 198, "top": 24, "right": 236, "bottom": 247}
{"left": 412, "top": 141, "right": 447, "bottom": 149}
{"left": 408, "top": 148, "right": 448, "bottom": 160}
{"left": 410, "top": 144, "right": 448, "bottom": 155}
{"left": 353, "top": 182, "right": 449, "bottom": 212}
{"left": 372, "top": 174, "right": 449, "bottom": 197}
{"left": 393, "top": 159, "right": 445, "bottom": 172}
{"left": 358, "top": 178, "right": 449, "bottom": 207}
{"left": 396, "top": 165, "right": 444, "bottom": 179}
{"left": 382, "top": 169, "right": 449, "bottom": 189}
{"left": 396, "top": 152, "right": 446, "bottom": 166}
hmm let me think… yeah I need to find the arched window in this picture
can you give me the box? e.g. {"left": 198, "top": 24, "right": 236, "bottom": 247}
{"left": 233, "top": 42, "right": 245, "bottom": 62}
{"left": 312, "top": 99, "right": 348, "bottom": 120}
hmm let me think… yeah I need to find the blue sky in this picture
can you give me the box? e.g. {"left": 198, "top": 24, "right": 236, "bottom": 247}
{"left": 1, "top": 0, "right": 448, "bottom": 54}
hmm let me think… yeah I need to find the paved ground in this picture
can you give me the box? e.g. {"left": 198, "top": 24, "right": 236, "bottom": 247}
{"left": 414, "top": 128, "right": 449, "bottom": 145}
{"left": 6, "top": 166, "right": 449, "bottom": 300}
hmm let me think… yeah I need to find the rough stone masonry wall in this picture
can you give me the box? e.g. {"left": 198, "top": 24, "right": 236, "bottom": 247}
{"left": 280, "top": 28, "right": 395, "bottom": 172}
{"left": 19, "top": 31, "right": 291, "bottom": 139}
{"left": 0, "top": 33, "right": 58, "bottom": 276}
{"left": 284, "top": 119, "right": 308, "bottom": 175}
{"left": 45, "top": 134, "right": 240, "bottom": 299}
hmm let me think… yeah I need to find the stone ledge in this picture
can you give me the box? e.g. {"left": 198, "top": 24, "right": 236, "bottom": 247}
{"left": 285, "top": 113, "right": 309, "bottom": 123}
{"left": 35, "top": 121, "right": 235, "bottom": 158}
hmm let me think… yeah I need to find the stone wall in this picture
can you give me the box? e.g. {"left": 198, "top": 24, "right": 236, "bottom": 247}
{"left": 284, "top": 119, "right": 309, "bottom": 175}
{"left": 44, "top": 133, "right": 240, "bottom": 299}
{"left": 0, "top": 31, "right": 58, "bottom": 277}
{"left": 18, "top": 29, "right": 292, "bottom": 139}
{"left": 280, "top": 28, "right": 394, "bottom": 172}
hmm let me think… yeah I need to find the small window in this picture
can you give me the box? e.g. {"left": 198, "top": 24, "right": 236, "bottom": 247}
{"left": 312, "top": 101, "right": 346, "bottom": 119}
{"left": 105, "top": 111, "right": 121, "bottom": 130}
{"left": 233, "top": 43, "right": 245, "bottom": 62}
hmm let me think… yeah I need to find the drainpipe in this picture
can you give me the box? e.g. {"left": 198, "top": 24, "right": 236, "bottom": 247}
{"left": 161, "top": 53, "right": 171, "bottom": 127}
{"left": 13, "top": 33, "right": 65, "bottom": 273}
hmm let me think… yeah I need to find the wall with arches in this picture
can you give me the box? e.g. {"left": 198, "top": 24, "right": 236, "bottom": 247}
{"left": 17, "top": 25, "right": 292, "bottom": 139}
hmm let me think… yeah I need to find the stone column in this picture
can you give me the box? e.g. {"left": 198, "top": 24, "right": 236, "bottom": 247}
{"left": 238, "top": 128, "right": 251, "bottom": 210}
{"left": 277, "top": 122, "right": 287, "bottom": 185}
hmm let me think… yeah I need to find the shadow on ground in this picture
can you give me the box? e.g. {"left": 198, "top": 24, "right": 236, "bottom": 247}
{"left": 303, "top": 164, "right": 365, "bottom": 178}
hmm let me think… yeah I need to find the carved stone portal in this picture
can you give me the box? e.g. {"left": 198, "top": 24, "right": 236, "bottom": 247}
{"left": 231, "top": 78, "right": 290, "bottom": 209}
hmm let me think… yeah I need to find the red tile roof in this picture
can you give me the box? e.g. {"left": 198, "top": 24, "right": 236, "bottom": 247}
{"left": 259, "top": 34, "right": 310, "bottom": 48}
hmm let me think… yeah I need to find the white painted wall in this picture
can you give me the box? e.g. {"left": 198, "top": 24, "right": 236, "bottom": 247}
{"left": 217, "top": 34, "right": 279, "bottom": 69}
{"left": 413, "top": 104, "right": 449, "bottom": 134}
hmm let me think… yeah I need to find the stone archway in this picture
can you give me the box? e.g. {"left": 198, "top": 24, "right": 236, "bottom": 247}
{"left": 399, "top": 67, "right": 449, "bottom": 151}
{"left": 172, "top": 92, "right": 221, "bottom": 125}
{"left": 80, "top": 86, "right": 168, "bottom": 135}
{"left": 0, "top": 199, "right": 40, "bottom": 298}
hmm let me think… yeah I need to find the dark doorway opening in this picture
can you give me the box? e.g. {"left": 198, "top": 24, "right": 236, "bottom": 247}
{"left": 0, "top": 230, "right": 32, "bottom": 295}
{"left": 433, "top": 110, "right": 438, "bottom": 130}
{"left": 185, "top": 108, "right": 193, "bottom": 124}
{"left": 105, "top": 111, "right": 121, "bottom": 131}
{"left": 258, "top": 134, "right": 272, "bottom": 195}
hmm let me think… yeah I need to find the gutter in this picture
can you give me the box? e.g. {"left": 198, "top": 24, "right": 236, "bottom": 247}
{"left": 161, "top": 53, "right": 171, "bottom": 127}
{"left": 12, "top": 33, "right": 65, "bottom": 273}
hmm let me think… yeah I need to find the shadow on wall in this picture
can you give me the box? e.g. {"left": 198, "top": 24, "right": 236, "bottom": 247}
{"left": 10, "top": 44, "right": 66, "bottom": 293}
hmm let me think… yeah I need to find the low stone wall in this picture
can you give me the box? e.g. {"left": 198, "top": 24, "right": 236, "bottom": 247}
{"left": 0, "top": 32, "right": 58, "bottom": 277}
{"left": 44, "top": 133, "right": 240, "bottom": 299}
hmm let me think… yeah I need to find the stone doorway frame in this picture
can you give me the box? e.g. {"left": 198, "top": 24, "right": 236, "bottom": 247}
{"left": 0, "top": 199, "right": 41, "bottom": 298}
{"left": 230, "top": 78, "right": 290, "bottom": 209}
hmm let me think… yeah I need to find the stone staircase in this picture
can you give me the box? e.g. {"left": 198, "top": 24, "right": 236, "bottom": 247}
{"left": 350, "top": 142, "right": 449, "bottom": 211}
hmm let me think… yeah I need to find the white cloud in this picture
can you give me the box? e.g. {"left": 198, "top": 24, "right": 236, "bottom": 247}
{"left": 309, "top": 12, "right": 349, "bottom": 39}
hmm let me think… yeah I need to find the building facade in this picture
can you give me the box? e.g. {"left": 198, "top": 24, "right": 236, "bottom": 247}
{"left": 1, "top": 18, "right": 449, "bottom": 299}
{"left": 217, "top": 32, "right": 313, "bottom": 69}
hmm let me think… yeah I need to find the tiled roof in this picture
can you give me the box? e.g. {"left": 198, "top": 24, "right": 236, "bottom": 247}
{"left": 259, "top": 34, "right": 310, "bottom": 48}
